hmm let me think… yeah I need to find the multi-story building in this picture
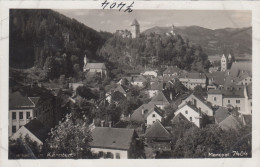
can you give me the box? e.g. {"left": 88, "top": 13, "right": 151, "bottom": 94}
{"left": 207, "top": 84, "right": 252, "bottom": 115}
{"left": 179, "top": 72, "right": 207, "bottom": 90}
{"left": 9, "top": 91, "right": 37, "bottom": 136}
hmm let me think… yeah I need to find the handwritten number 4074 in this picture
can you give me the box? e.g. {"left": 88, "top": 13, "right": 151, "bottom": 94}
{"left": 101, "top": 0, "right": 134, "bottom": 13}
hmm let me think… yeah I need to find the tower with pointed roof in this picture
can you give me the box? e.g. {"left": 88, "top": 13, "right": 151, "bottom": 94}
{"left": 221, "top": 54, "right": 228, "bottom": 71}
{"left": 131, "top": 19, "right": 140, "bottom": 38}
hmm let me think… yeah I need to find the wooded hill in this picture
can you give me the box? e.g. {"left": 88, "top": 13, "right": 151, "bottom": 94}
{"left": 143, "top": 26, "right": 252, "bottom": 57}
{"left": 10, "top": 9, "right": 112, "bottom": 70}
{"left": 99, "top": 33, "right": 210, "bottom": 73}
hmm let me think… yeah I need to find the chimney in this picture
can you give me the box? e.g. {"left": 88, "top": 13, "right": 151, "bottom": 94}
{"left": 109, "top": 121, "right": 112, "bottom": 128}
{"left": 101, "top": 120, "right": 104, "bottom": 127}
{"left": 142, "top": 106, "right": 144, "bottom": 115}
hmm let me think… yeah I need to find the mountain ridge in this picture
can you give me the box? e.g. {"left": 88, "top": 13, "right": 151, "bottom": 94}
{"left": 142, "top": 26, "right": 252, "bottom": 56}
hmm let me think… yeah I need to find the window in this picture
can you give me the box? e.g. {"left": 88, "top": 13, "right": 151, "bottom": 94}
{"left": 116, "top": 153, "right": 120, "bottom": 159}
{"left": 228, "top": 100, "right": 230, "bottom": 104}
{"left": 185, "top": 110, "right": 188, "bottom": 114}
{"left": 190, "top": 117, "right": 192, "bottom": 121}
{"left": 153, "top": 121, "right": 155, "bottom": 123}
{"left": 236, "top": 100, "right": 240, "bottom": 104}
{"left": 19, "top": 112, "right": 23, "bottom": 119}
{"left": 152, "top": 114, "right": 155, "bottom": 118}
{"left": 238, "top": 107, "right": 241, "bottom": 111}
{"left": 12, "top": 126, "right": 16, "bottom": 133}
{"left": 26, "top": 112, "right": 30, "bottom": 119}
{"left": 12, "top": 112, "right": 16, "bottom": 120}
{"left": 213, "top": 97, "right": 217, "bottom": 101}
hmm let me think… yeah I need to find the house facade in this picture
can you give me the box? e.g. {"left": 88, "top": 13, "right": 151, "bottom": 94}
{"left": 90, "top": 127, "right": 140, "bottom": 159}
{"left": 179, "top": 94, "right": 213, "bottom": 117}
{"left": 207, "top": 85, "right": 252, "bottom": 115}
{"left": 83, "top": 56, "right": 107, "bottom": 78}
{"left": 173, "top": 104, "right": 202, "bottom": 128}
{"left": 179, "top": 73, "right": 207, "bottom": 90}
{"left": 9, "top": 91, "right": 36, "bottom": 136}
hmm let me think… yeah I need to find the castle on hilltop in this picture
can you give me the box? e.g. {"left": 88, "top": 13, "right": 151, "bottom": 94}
{"left": 131, "top": 19, "right": 140, "bottom": 38}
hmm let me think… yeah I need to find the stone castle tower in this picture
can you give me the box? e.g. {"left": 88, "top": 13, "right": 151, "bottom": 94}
{"left": 131, "top": 19, "right": 140, "bottom": 38}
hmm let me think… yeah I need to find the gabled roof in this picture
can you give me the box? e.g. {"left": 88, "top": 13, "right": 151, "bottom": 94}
{"left": 218, "top": 115, "right": 242, "bottom": 131}
{"left": 131, "top": 19, "right": 140, "bottom": 26}
{"left": 177, "top": 103, "right": 201, "bottom": 115}
{"left": 131, "top": 103, "right": 163, "bottom": 123}
{"left": 144, "top": 120, "right": 171, "bottom": 139}
{"left": 24, "top": 118, "right": 50, "bottom": 143}
{"left": 214, "top": 107, "right": 230, "bottom": 124}
{"left": 85, "top": 63, "right": 106, "bottom": 70}
{"left": 9, "top": 91, "right": 35, "bottom": 109}
{"left": 113, "top": 84, "right": 128, "bottom": 95}
{"left": 228, "top": 62, "right": 252, "bottom": 77}
{"left": 149, "top": 91, "right": 170, "bottom": 106}
{"left": 171, "top": 112, "right": 190, "bottom": 123}
{"left": 28, "top": 97, "right": 40, "bottom": 105}
{"left": 90, "top": 127, "right": 136, "bottom": 150}
{"left": 180, "top": 93, "right": 212, "bottom": 110}
{"left": 163, "top": 66, "right": 181, "bottom": 74}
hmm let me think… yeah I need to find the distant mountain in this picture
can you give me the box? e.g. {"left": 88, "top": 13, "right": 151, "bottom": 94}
{"left": 142, "top": 26, "right": 252, "bottom": 56}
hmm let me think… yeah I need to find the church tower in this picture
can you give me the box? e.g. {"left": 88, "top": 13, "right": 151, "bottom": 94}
{"left": 221, "top": 54, "right": 228, "bottom": 71}
{"left": 131, "top": 19, "right": 140, "bottom": 38}
{"left": 83, "top": 55, "right": 88, "bottom": 72}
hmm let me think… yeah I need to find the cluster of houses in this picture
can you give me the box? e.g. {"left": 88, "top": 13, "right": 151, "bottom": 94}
{"left": 93, "top": 54, "right": 252, "bottom": 158}
{"left": 9, "top": 52, "right": 252, "bottom": 158}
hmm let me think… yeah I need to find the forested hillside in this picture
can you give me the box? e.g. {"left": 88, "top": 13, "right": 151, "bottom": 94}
{"left": 99, "top": 33, "right": 210, "bottom": 72}
{"left": 143, "top": 26, "right": 252, "bottom": 56}
{"left": 9, "top": 9, "right": 112, "bottom": 71}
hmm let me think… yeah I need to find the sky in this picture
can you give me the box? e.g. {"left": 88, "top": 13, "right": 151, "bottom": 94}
{"left": 55, "top": 9, "right": 251, "bottom": 33}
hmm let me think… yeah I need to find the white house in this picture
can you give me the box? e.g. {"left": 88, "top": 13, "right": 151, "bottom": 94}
{"left": 90, "top": 127, "right": 140, "bottom": 159}
{"left": 130, "top": 104, "right": 165, "bottom": 126}
{"left": 83, "top": 55, "right": 107, "bottom": 78}
{"left": 179, "top": 94, "right": 213, "bottom": 117}
{"left": 9, "top": 91, "right": 37, "bottom": 137}
{"left": 173, "top": 104, "right": 202, "bottom": 128}
{"left": 11, "top": 118, "right": 49, "bottom": 146}
{"left": 207, "top": 84, "right": 252, "bottom": 115}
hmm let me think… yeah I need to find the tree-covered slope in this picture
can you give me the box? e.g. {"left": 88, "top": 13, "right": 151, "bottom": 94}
{"left": 9, "top": 9, "right": 111, "bottom": 69}
{"left": 143, "top": 26, "right": 252, "bottom": 56}
{"left": 99, "top": 33, "right": 210, "bottom": 72}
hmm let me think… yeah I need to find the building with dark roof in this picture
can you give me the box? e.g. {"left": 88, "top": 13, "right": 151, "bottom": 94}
{"left": 9, "top": 91, "right": 37, "bottom": 136}
{"left": 173, "top": 103, "right": 203, "bottom": 128}
{"left": 163, "top": 66, "right": 181, "bottom": 77}
{"left": 11, "top": 118, "right": 49, "bottom": 145}
{"left": 179, "top": 72, "right": 207, "bottom": 90}
{"left": 144, "top": 120, "right": 172, "bottom": 152}
{"left": 218, "top": 115, "right": 242, "bottom": 131}
{"left": 214, "top": 107, "right": 230, "bottom": 124}
{"left": 207, "top": 84, "right": 252, "bottom": 115}
{"left": 83, "top": 55, "right": 107, "bottom": 78}
{"left": 179, "top": 93, "right": 213, "bottom": 117}
{"left": 149, "top": 91, "right": 170, "bottom": 109}
{"left": 90, "top": 127, "right": 140, "bottom": 159}
{"left": 130, "top": 103, "right": 165, "bottom": 126}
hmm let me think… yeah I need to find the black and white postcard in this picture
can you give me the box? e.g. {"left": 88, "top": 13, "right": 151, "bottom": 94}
{"left": 0, "top": 1, "right": 260, "bottom": 167}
